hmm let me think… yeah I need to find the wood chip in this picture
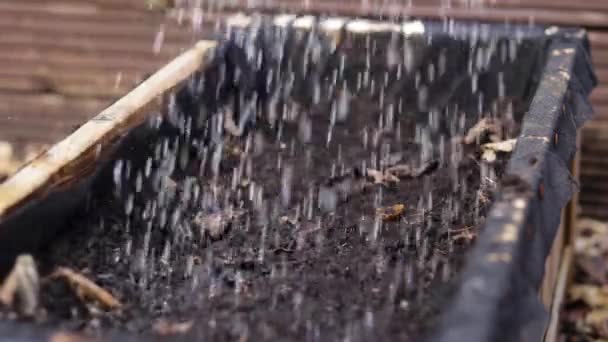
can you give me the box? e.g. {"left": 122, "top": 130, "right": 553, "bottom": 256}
{"left": 49, "top": 267, "right": 121, "bottom": 310}
{"left": 376, "top": 204, "right": 406, "bottom": 222}
{"left": 0, "top": 254, "right": 39, "bottom": 316}
{"left": 153, "top": 319, "right": 194, "bottom": 335}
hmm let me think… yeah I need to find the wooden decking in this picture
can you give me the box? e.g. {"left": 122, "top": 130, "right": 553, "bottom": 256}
{"left": 0, "top": 1, "right": 198, "bottom": 178}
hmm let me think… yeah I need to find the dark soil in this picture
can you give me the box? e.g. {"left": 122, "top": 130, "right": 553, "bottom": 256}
{"left": 4, "top": 22, "right": 542, "bottom": 341}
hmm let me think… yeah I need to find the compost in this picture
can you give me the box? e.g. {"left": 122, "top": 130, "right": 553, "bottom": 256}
{"left": 1, "top": 20, "right": 545, "bottom": 341}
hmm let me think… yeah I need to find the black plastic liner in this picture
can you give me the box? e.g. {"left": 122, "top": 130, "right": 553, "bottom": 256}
{"left": 0, "top": 19, "right": 596, "bottom": 342}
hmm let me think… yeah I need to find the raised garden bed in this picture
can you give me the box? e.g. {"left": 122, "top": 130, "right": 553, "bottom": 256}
{"left": 0, "top": 15, "right": 596, "bottom": 342}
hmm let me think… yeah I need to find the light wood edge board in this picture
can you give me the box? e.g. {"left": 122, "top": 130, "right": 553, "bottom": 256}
{"left": 0, "top": 40, "right": 217, "bottom": 220}
{"left": 543, "top": 247, "right": 574, "bottom": 342}
{"left": 541, "top": 133, "right": 581, "bottom": 342}
{"left": 224, "top": 12, "right": 425, "bottom": 48}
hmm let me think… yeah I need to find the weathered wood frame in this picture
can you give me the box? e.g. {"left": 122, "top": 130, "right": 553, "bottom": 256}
{"left": 0, "top": 40, "right": 216, "bottom": 221}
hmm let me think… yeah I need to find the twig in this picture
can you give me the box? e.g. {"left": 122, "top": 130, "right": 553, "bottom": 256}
{"left": 153, "top": 319, "right": 194, "bottom": 335}
{"left": 366, "top": 160, "right": 438, "bottom": 185}
{"left": 449, "top": 226, "right": 477, "bottom": 243}
{"left": 49, "top": 267, "right": 121, "bottom": 310}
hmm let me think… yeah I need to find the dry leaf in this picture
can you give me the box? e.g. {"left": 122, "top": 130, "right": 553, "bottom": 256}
{"left": 569, "top": 285, "right": 608, "bottom": 308}
{"left": 481, "top": 139, "right": 517, "bottom": 162}
{"left": 153, "top": 319, "right": 194, "bottom": 335}
{"left": 586, "top": 309, "right": 608, "bottom": 337}
{"left": 50, "top": 267, "right": 121, "bottom": 310}
{"left": 376, "top": 204, "right": 406, "bottom": 222}
{"left": 575, "top": 219, "right": 608, "bottom": 258}
{"left": 366, "top": 168, "right": 399, "bottom": 184}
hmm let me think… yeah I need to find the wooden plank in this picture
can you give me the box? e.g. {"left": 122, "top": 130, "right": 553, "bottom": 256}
{"left": 401, "top": 0, "right": 608, "bottom": 12}
{"left": 569, "top": 132, "right": 582, "bottom": 246}
{"left": 0, "top": 74, "right": 134, "bottom": 98}
{"left": 581, "top": 158, "right": 608, "bottom": 168}
{"left": 0, "top": 48, "right": 166, "bottom": 71}
{"left": 0, "top": 40, "right": 216, "bottom": 219}
{"left": 0, "top": 1, "right": 156, "bottom": 18}
{"left": 0, "top": 75, "right": 49, "bottom": 93}
{"left": 580, "top": 193, "right": 608, "bottom": 205}
{"left": 580, "top": 178, "right": 608, "bottom": 190}
{"left": 543, "top": 247, "right": 573, "bottom": 342}
{"left": 0, "top": 11, "right": 212, "bottom": 40}
{"left": 580, "top": 205, "right": 608, "bottom": 220}
{"left": 589, "top": 87, "right": 608, "bottom": 103}
{"left": 206, "top": 0, "right": 608, "bottom": 27}
{"left": 541, "top": 211, "right": 567, "bottom": 308}
{"left": 0, "top": 33, "right": 186, "bottom": 57}
{"left": 540, "top": 142, "right": 579, "bottom": 309}
{"left": 0, "top": 93, "right": 107, "bottom": 112}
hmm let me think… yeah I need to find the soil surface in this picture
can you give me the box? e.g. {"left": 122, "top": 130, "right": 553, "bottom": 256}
{"left": 1, "top": 23, "right": 539, "bottom": 341}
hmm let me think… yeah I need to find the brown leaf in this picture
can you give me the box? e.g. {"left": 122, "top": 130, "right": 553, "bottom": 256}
{"left": 586, "top": 309, "right": 608, "bottom": 337}
{"left": 569, "top": 285, "right": 608, "bottom": 308}
{"left": 376, "top": 204, "right": 405, "bottom": 222}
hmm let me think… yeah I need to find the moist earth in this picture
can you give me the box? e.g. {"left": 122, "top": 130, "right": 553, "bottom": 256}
{"left": 2, "top": 23, "right": 537, "bottom": 341}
